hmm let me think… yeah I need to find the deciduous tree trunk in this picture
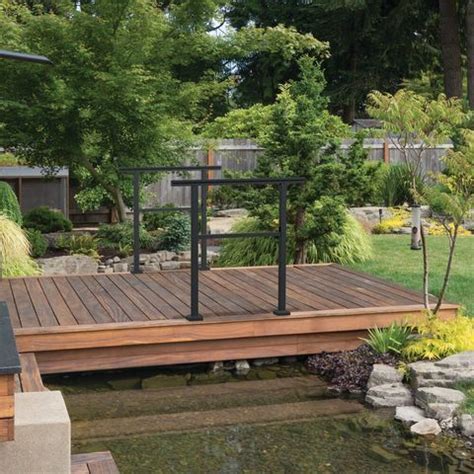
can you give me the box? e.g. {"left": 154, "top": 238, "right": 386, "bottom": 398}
{"left": 467, "top": 0, "right": 474, "bottom": 108}
{"left": 439, "top": 0, "right": 463, "bottom": 98}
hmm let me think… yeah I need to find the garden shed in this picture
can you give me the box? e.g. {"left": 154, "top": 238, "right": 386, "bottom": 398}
{"left": 0, "top": 166, "right": 69, "bottom": 216}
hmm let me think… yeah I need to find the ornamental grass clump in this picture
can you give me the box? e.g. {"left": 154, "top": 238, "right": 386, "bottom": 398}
{"left": 0, "top": 215, "right": 40, "bottom": 277}
{"left": 0, "top": 181, "right": 22, "bottom": 225}
{"left": 362, "top": 322, "right": 412, "bottom": 355}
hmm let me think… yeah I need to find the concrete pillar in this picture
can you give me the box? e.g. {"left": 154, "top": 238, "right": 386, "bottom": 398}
{"left": 0, "top": 391, "right": 70, "bottom": 474}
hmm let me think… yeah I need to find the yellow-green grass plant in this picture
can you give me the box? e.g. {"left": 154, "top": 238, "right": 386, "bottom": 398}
{"left": 0, "top": 215, "right": 40, "bottom": 277}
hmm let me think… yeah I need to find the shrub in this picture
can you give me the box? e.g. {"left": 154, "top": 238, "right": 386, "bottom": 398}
{"left": 218, "top": 211, "right": 372, "bottom": 267}
{"left": 372, "top": 208, "right": 410, "bottom": 234}
{"left": 23, "top": 206, "right": 73, "bottom": 233}
{"left": 143, "top": 205, "right": 180, "bottom": 231}
{"left": 377, "top": 164, "right": 424, "bottom": 206}
{"left": 57, "top": 234, "right": 100, "bottom": 259}
{"left": 26, "top": 228, "right": 48, "bottom": 258}
{"left": 0, "top": 181, "right": 22, "bottom": 225}
{"left": 97, "top": 222, "right": 156, "bottom": 251}
{"left": 362, "top": 322, "right": 412, "bottom": 355}
{"left": 402, "top": 313, "right": 474, "bottom": 361}
{"left": 158, "top": 213, "right": 191, "bottom": 252}
{"left": 0, "top": 215, "right": 39, "bottom": 277}
{"left": 306, "top": 344, "right": 400, "bottom": 393}
{"left": 427, "top": 222, "right": 471, "bottom": 236}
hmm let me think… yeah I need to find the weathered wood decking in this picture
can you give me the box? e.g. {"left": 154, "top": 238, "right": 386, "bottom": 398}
{"left": 0, "top": 264, "right": 457, "bottom": 374}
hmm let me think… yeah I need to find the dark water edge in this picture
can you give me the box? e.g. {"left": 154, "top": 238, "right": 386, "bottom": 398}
{"left": 46, "top": 363, "right": 474, "bottom": 474}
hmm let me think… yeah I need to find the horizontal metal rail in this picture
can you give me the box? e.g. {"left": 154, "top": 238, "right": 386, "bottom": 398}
{"left": 0, "top": 49, "right": 52, "bottom": 65}
{"left": 121, "top": 165, "right": 222, "bottom": 273}
{"left": 171, "top": 177, "right": 305, "bottom": 321}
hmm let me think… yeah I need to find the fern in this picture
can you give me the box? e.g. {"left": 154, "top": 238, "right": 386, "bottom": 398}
{"left": 362, "top": 322, "right": 412, "bottom": 355}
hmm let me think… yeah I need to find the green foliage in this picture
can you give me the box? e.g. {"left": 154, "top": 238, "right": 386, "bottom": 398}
{"left": 0, "top": 181, "right": 22, "bottom": 225}
{"left": 157, "top": 213, "right": 191, "bottom": 253}
{"left": 26, "top": 228, "right": 48, "bottom": 258}
{"left": 57, "top": 234, "right": 99, "bottom": 260}
{"left": 0, "top": 152, "right": 19, "bottom": 167}
{"left": 218, "top": 211, "right": 372, "bottom": 267}
{"left": 209, "top": 170, "right": 257, "bottom": 209}
{"left": 202, "top": 104, "right": 272, "bottom": 140}
{"left": 97, "top": 222, "right": 150, "bottom": 250}
{"left": 362, "top": 323, "right": 412, "bottom": 355}
{"left": 402, "top": 314, "right": 474, "bottom": 361}
{"left": 142, "top": 205, "right": 179, "bottom": 231}
{"left": 0, "top": 215, "right": 39, "bottom": 277}
{"left": 456, "top": 382, "right": 474, "bottom": 415}
{"left": 377, "top": 164, "right": 425, "bottom": 206}
{"left": 23, "top": 206, "right": 73, "bottom": 233}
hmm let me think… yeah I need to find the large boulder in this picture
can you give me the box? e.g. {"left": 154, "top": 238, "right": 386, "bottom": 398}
{"left": 366, "top": 383, "right": 413, "bottom": 408}
{"left": 458, "top": 414, "right": 474, "bottom": 437}
{"left": 425, "top": 403, "right": 459, "bottom": 422}
{"left": 410, "top": 418, "right": 441, "bottom": 436}
{"left": 37, "top": 255, "right": 98, "bottom": 276}
{"left": 435, "top": 351, "right": 474, "bottom": 369}
{"left": 368, "top": 364, "right": 403, "bottom": 388}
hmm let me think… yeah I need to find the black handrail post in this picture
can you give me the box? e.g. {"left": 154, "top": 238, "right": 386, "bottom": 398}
{"left": 132, "top": 171, "right": 141, "bottom": 274}
{"left": 200, "top": 168, "right": 209, "bottom": 270}
{"left": 274, "top": 182, "right": 290, "bottom": 316}
{"left": 188, "top": 184, "right": 202, "bottom": 321}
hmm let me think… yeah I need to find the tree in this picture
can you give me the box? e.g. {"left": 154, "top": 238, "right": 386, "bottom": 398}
{"left": 429, "top": 129, "right": 474, "bottom": 313}
{"left": 227, "top": 0, "right": 440, "bottom": 122}
{"left": 467, "top": 0, "right": 474, "bottom": 107}
{"left": 439, "top": 0, "right": 463, "bottom": 98}
{"left": 367, "top": 90, "right": 466, "bottom": 310}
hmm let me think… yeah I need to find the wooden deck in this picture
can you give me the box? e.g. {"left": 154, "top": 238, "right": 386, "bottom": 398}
{"left": 0, "top": 264, "right": 457, "bottom": 374}
{"left": 71, "top": 451, "right": 119, "bottom": 474}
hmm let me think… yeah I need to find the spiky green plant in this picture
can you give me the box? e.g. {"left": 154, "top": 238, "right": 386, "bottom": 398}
{"left": 218, "top": 211, "right": 372, "bottom": 267}
{"left": 0, "top": 181, "right": 22, "bottom": 225}
{"left": 0, "top": 215, "right": 40, "bottom": 277}
{"left": 362, "top": 322, "right": 413, "bottom": 355}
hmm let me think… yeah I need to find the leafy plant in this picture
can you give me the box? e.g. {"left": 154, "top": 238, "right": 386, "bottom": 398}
{"left": 57, "top": 234, "right": 100, "bottom": 259}
{"left": 23, "top": 206, "right": 73, "bottom": 233}
{"left": 218, "top": 211, "right": 371, "bottom": 267}
{"left": 143, "top": 205, "right": 180, "bottom": 231}
{"left": 0, "top": 181, "right": 22, "bottom": 225}
{"left": 456, "top": 382, "right": 474, "bottom": 415}
{"left": 97, "top": 222, "right": 155, "bottom": 251}
{"left": 362, "top": 322, "right": 413, "bottom": 355}
{"left": 26, "top": 228, "right": 48, "bottom": 258}
{"left": 402, "top": 313, "right": 474, "bottom": 361}
{"left": 427, "top": 222, "right": 471, "bottom": 236}
{"left": 0, "top": 215, "right": 39, "bottom": 277}
{"left": 158, "top": 213, "right": 191, "bottom": 252}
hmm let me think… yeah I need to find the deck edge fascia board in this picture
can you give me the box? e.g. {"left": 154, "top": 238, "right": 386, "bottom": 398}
{"left": 14, "top": 304, "right": 458, "bottom": 353}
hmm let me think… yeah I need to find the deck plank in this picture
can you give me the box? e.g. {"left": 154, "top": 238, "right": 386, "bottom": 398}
{"left": 24, "top": 278, "right": 59, "bottom": 327}
{"left": 39, "top": 278, "right": 78, "bottom": 326}
{"left": 10, "top": 279, "right": 39, "bottom": 328}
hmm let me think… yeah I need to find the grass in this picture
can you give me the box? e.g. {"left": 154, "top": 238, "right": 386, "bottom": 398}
{"left": 349, "top": 235, "right": 474, "bottom": 314}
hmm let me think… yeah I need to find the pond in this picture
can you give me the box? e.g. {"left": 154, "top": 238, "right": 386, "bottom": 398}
{"left": 45, "top": 362, "right": 473, "bottom": 474}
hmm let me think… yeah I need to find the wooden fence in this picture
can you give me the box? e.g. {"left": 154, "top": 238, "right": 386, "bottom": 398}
{"left": 144, "top": 139, "right": 451, "bottom": 209}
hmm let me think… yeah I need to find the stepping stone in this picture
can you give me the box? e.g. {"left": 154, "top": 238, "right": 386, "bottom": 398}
{"left": 366, "top": 383, "right": 413, "bottom": 408}
{"left": 368, "top": 364, "right": 402, "bottom": 388}
{"left": 416, "top": 387, "right": 465, "bottom": 409}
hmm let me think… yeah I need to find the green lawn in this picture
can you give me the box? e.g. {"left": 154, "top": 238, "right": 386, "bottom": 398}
{"left": 349, "top": 235, "right": 474, "bottom": 314}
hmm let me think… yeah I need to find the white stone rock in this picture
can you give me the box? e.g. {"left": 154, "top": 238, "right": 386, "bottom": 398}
{"left": 209, "top": 361, "right": 224, "bottom": 374}
{"left": 235, "top": 359, "right": 250, "bottom": 375}
{"left": 252, "top": 357, "right": 279, "bottom": 367}
{"left": 368, "top": 364, "right": 403, "bottom": 388}
{"left": 410, "top": 418, "right": 441, "bottom": 436}
{"left": 394, "top": 406, "right": 427, "bottom": 427}
{"left": 366, "top": 383, "right": 413, "bottom": 408}
{"left": 113, "top": 262, "right": 129, "bottom": 273}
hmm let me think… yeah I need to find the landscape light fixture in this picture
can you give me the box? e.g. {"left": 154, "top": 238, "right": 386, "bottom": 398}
{"left": 0, "top": 49, "right": 52, "bottom": 65}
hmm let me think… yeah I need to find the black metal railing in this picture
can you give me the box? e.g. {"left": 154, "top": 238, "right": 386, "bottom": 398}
{"left": 122, "top": 165, "right": 221, "bottom": 273}
{"left": 171, "top": 177, "right": 305, "bottom": 321}
{"left": 0, "top": 302, "right": 21, "bottom": 377}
